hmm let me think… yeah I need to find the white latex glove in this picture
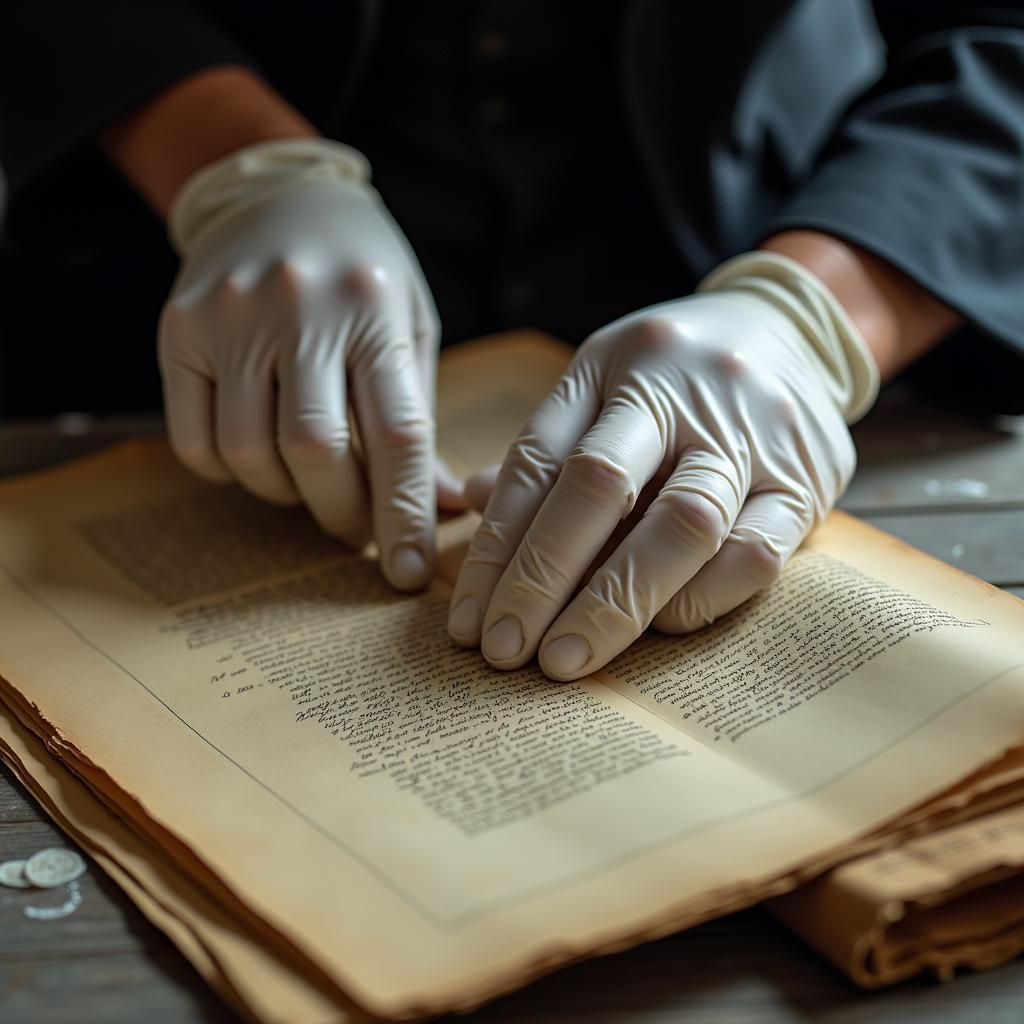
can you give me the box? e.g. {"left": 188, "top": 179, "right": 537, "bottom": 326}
{"left": 160, "top": 138, "right": 458, "bottom": 591}
{"left": 448, "top": 252, "right": 880, "bottom": 680}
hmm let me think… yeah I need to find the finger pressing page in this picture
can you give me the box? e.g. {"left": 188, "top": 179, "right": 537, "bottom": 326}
{"left": 447, "top": 366, "right": 601, "bottom": 648}
{"left": 478, "top": 397, "right": 666, "bottom": 671}
{"left": 537, "top": 449, "right": 744, "bottom": 680}
{"left": 216, "top": 368, "right": 300, "bottom": 506}
{"left": 653, "top": 488, "right": 812, "bottom": 635}
{"left": 276, "top": 347, "right": 370, "bottom": 550}
{"left": 349, "top": 330, "right": 437, "bottom": 592}
{"left": 462, "top": 463, "right": 500, "bottom": 515}
{"left": 161, "top": 362, "right": 233, "bottom": 484}
{"left": 435, "top": 455, "right": 468, "bottom": 513}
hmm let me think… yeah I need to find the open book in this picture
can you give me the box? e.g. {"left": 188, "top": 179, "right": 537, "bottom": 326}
{"left": 1, "top": 332, "right": 1023, "bottom": 1019}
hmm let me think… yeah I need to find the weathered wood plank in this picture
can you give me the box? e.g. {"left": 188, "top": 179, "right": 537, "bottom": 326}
{"left": 469, "top": 946, "right": 1024, "bottom": 1024}
{"left": 0, "top": 769, "right": 40, "bottom": 823}
{"left": 844, "top": 389, "right": 1024, "bottom": 514}
{"left": 858, "top": 509, "right": 1024, "bottom": 586}
{"left": 0, "top": 767, "right": 241, "bottom": 1024}
{"left": 1, "top": 950, "right": 239, "bottom": 1024}
{"left": 0, "top": 818, "right": 168, "bottom": 959}
{"left": 0, "top": 417, "right": 163, "bottom": 479}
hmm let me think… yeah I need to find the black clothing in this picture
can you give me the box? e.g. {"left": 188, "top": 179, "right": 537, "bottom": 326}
{"left": 2, "top": 1, "right": 1024, "bottom": 415}
{"left": 346, "top": 1, "right": 686, "bottom": 345}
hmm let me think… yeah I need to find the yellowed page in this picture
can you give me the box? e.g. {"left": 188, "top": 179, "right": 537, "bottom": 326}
{"left": 885, "top": 746, "right": 1024, "bottom": 837}
{"left": 593, "top": 512, "right": 1024, "bottom": 821}
{"left": 435, "top": 330, "right": 570, "bottom": 478}
{"left": 772, "top": 804, "right": 1024, "bottom": 986}
{"left": 0, "top": 710, "right": 357, "bottom": 1024}
{"left": 0, "top": 334, "right": 1022, "bottom": 1016}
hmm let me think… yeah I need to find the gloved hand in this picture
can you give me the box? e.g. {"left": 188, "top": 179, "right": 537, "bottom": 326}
{"left": 448, "top": 252, "right": 880, "bottom": 679}
{"left": 160, "top": 138, "right": 457, "bottom": 591}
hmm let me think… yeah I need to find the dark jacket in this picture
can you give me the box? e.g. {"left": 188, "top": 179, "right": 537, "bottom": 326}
{"left": 1, "top": 1, "right": 1023, "bottom": 414}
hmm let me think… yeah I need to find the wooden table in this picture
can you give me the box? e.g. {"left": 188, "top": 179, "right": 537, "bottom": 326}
{"left": 2, "top": 388, "right": 1023, "bottom": 1024}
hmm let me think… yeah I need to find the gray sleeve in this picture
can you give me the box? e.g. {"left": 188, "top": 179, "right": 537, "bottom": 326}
{"left": 761, "top": 1, "right": 1024, "bottom": 398}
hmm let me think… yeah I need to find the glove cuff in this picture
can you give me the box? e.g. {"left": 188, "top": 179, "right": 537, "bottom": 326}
{"left": 168, "top": 138, "right": 372, "bottom": 254}
{"left": 698, "top": 251, "right": 881, "bottom": 423}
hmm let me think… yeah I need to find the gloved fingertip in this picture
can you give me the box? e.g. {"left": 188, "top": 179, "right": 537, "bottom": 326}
{"left": 464, "top": 464, "right": 501, "bottom": 515}
{"left": 540, "top": 634, "right": 592, "bottom": 680}
{"left": 481, "top": 615, "right": 523, "bottom": 665}
{"left": 434, "top": 456, "right": 469, "bottom": 512}
{"left": 437, "top": 480, "right": 469, "bottom": 513}
{"left": 447, "top": 596, "right": 481, "bottom": 643}
{"left": 387, "top": 543, "right": 432, "bottom": 591}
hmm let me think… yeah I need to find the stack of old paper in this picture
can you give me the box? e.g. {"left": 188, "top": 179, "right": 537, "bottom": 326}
{"left": 772, "top": 798, "right": 1024, "bottom": 986}
{"left": 1, "top": 332, "right": 1023, "bottom": 1020}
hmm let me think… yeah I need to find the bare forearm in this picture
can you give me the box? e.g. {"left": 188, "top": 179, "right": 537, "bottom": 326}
{"left": 100, "top": 65, "right": 317, "bottom": 219}
{"left": 761, "top": 230, "right": 962, "bottom": 381}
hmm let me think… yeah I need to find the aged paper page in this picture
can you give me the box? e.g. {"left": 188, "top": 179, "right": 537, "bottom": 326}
{"left": 0, "top": 334, "right": 1023, "bottom": 1016}
{"left": 592, "top": 511, "right": 1024, "bottom": 821}
{"left": 887, "top": 746, "right": 1024, "bottom": 835}
{"left": 772, "top": 804, "right": 1024, "bottom": 986}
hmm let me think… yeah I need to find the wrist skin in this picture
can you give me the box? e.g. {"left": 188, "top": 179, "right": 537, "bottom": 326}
{"left": 100, "top": 65, "right": 318, "bottom": 219}
{"left": 761, "top": 231, "right": 962, "bottom": 383}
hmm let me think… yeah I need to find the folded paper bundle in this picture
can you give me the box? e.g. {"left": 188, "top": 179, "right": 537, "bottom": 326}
{"left": 1, "top": 333, "right": 1023, "bottom": 1021}
{"left": 772, "top": 797, "right": 1024, "bottom": 986}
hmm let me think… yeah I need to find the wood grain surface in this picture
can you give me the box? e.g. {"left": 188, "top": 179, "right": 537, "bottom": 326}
{"left": 1, "top": 383, "right": 1023, "bottom": 1024}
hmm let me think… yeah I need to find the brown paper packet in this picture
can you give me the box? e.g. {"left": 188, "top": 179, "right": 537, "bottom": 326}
{"left": 771, "top": 803, "right": 1024, "bottom": 986}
